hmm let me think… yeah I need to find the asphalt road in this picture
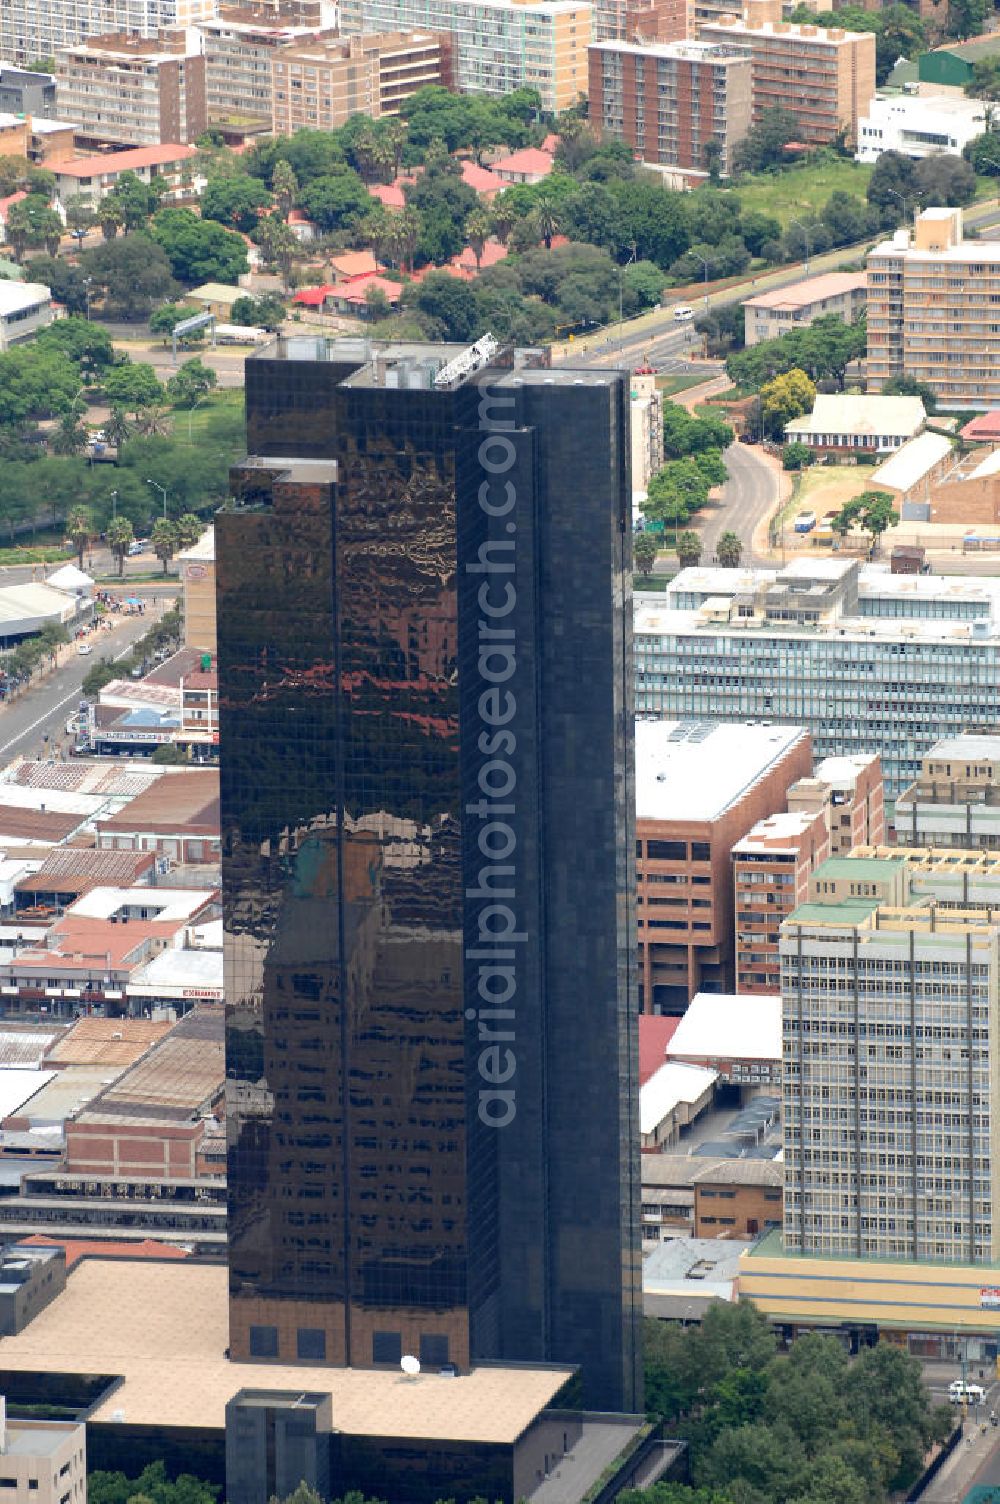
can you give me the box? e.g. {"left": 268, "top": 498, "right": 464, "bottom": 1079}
{"left": 703, "top": 441, "right": 778, "bottom": 565}
{"left": 0, "top": 609, "right": 167, "bottom": 764}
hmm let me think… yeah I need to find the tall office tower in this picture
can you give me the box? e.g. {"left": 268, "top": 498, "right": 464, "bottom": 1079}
{"left": 217, "top": 336, "right": 641, "bottom": 1411}
{"left": 781, "top": 859, "right": 1000, "bottom": 1263}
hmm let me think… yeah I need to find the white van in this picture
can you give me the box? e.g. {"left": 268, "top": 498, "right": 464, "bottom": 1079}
{"left": 673, "top": 305, "right": 695, "bottom": 322}
{"left": 949, "top": 1380, "right": 985, "bottom": 1404}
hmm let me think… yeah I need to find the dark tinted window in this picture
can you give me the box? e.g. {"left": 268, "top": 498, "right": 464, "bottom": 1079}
{"left": 297, "top": 1327, "right": 326, "bottom": 1361}
{"left": 647, "top": 840, "right": 686, "bottom": 861}
{"left": 373, "top": 1330, "right": 402, "bottom": 1364}
{"left": 249, "top": 1324, "right": 278, "bottom": 1359}
{"left": 420, "top": 1332, "right": 450, "bottom": 1367}
{"left": 691, "top": 842, "right": 711, "bottom": 861}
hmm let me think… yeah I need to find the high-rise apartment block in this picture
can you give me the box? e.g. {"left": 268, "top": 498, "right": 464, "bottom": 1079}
{"left": 1, "top": 0, "right": 218, "bottom": 70}
{"left": 742, "top": 271, "right": 867, "bottom": 347}
{"left": 0, "top": 65, "right": 56, "bottom": 119}
{"left": 588, "top": 38, "right": 751, "bottom": 175}
{"left": 786, "top": 752, "right": 884, "bottom": 856}
{"left": 782, "top": 856, "right": 1000, "bottom": 1263}
{"left": 271, "top": 32, "right": 444, "bottom": 132}
{"left": 197, "top": 7, "right": 333, "bottom": 132}
{"left": 895, "top": 733, "right": 1000, "bottom": 850}
{"left": 733, "top": 807, "right": 829, "bottom": 996}
{"left": 630, "top": 367, "right": 664, "bottom": 491}
{"left": 635, "top": 718, "right": 812, "bottom": 1012}
{"left": 867, "top": 207, "right": 1000, "bottom": 410}
{"left": 55, "top": 33, "right": 207, "bottom": 148}
{"left": 338, "top": 0, "right": 591, "bottom": 110}
{"left": 218, "top": 336, "right": 640, "bottom": 1411}
{"left": 635, "top": 560, "right": 1000, "bottom": 799}
{"left": 700, "top": 16, "right": 875, "bottom": 147}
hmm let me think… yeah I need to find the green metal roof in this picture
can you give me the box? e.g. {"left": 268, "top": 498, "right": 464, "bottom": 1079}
{"left": 812, "top": 856, "right": 907, "bottom": 881}
{"left": 746, "top": 1226, "right": 1000, "bottom": 1270}
{"left": 932, "top": 34, "right": 1000, "bottom": 59}
{"left": 786, "top": 898, "right": 879, "bottom": 925}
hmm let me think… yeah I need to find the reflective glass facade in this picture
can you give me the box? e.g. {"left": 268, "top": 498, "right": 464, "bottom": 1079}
{"left": 219, "top": 340, "right": 641, "bottom": 1410}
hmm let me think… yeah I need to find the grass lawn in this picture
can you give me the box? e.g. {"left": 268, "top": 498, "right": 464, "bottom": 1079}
{"left": 657, "top": 370, "right": 720, "bottom": 397}
{"left": 735, "top": 159, "right": 874, "bottom": 228}
{"left": 178, "top": 386, "right": 244, "bottom": 440}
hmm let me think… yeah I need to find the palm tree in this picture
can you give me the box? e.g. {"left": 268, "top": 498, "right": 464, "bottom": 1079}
{"left": 135, "top": 403, "right": 171, "bottom": 438}
{"left": 51, "top": 412, "right": 88, "bottom": 456}
{"left": 151, "top": 517, "right": 180, "bottom": 577}
{"left": 271, "top": 160, "right": 298, "bottom": 218}
{"left": 490, "top": 197, "right": 518, "bottom": 247}
{"left": 353, "top": 128, "right": 380, "bottom": 184}
{"left": 107, "top": 516, "right": 134, "bottom": 577}
{"left": 716, "top": 530, "right": 743, "bottom": 568}
{"left": 176, "top": 513, "right": 202, "bottom": 551}
{"left": 676, "top": 530, "right": 703, "bottom": 569}
{"left": 464, "top": 208, "right": 492, "bottom": 272}
{"left": 105, "top": 406, "right": 132, "bottom": 451}
{"left": 99, "top": 199, "right": 124, "bottom": 241}
{"left": 534, "top": 192, "right": 560, "bottom": 251}
{"left": 65, "top": 509, "right": 92, "bottom": 569}
{"left": 384, "top": 118, "right": 407, "bottom": 178}
{"left": 372, "top": 138, "right": 396, "bottom": 185}
{"left": 396, "top": 207, "right": 421, "bottom": 274}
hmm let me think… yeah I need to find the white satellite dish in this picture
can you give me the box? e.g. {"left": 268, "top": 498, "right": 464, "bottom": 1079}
{"left": 400, "top": 1354, "right": 421, "bottom": 1377}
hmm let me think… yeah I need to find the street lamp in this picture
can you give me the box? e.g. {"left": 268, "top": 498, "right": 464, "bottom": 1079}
{"left": 618, "top": 241, "right": 638, "bottom": 355}
{"left": 885, "top": 188, "right": 909, "bottom": 228}
{"left": 83, "top": 277, "right": 92, "bottom": 322}
{"left": 108, "top": 489, "right": 118, "bottom": 520}
{"left": 691, "top": 251, "right": 711, "bottom": 310}
{"left": 187, "top": 392, "right": 208, "bottom": 444}
{"left": 790, "top": 219, "right": 812, "bottom": 275}
{"left": 145, "top": 478, "right": 168, "bottom": 518}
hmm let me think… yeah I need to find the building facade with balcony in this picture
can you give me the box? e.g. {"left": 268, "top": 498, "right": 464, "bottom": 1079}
{"left": 196, "top": 6, "right": 332, "bottom": 133}
{"left": 894, "top": 732, "right": 1000, "bottom": 849}
{"left": 1, "top": 0, "right": 217, "bottom": 70}
{"left": 867, "top": 207, "right": 1000, "bottom": 410}
{"left": 55, "top": 32, "right": 206, "bottom": 148}
{"left": 700, "top": 16, "right": 875, "bottom": 147}
{"left": 588, "top": 37, "right": 751, "bottom": 175}
{"left": 271, "top": 31, "right": 444, "bottom": 132}
{"left": 743, "top": 271, "right": 867, "bottom": 347}
{"left": 733, "top": 807, "right": 829, "bottom": 996}
{"left": 338, "top": 0, "right": 591, "bottom": 110}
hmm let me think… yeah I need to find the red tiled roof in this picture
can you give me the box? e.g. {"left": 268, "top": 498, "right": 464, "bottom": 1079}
{"left": 335, "top": 273, "right": 402, "bottom": 306}
{"left": 48, "top": 144, "right": 196, "bottom": 178}
{"left": 329, "top": 249, "right": 378, "bottom": 278}
{"left": 287, "top": 208, "right": 311, "bottom": 224}
{"left": 369, "top": 182, "right": 406, "bottom": 210}
{"left": 21, "top": 1234, "right": 189, "bottom": 1269}
{"left": 0, "top": 191, "right": 27, "bottom": 217}
{"left": 492, "top": 147, "right": 554, "bottom": 178}
{"left": 460, "top": 161, "right": 503, "bottom": 195}
{"left": 293, "top": 284, "right": 334, "bottom": 306}
{"left": 639, "top": 1014, "right": 681, "bottom": 1085}
{"left": 453, "top": 239, "right": 508, "bottom": 272}
{"left": 960, "top": 411, "right": 1000, "bottom": 441}
{"left": 541, "top": 132, "right": 560, "bottom": 153}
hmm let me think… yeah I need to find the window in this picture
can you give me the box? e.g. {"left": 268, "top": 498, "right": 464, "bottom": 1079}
{"left": 249, "top": 1324, "right": 278, "bottom": 1358}
{"left": 420, "top": 1332, "right": 450, "bottom": 1367}
{"left": 297, "top": 1327, "right": 326, "bottom": 1360}
{"left": 647, "top": 839, "right": 686, "bottom": 860}
{"left": 691, "top": 841, "right": 711, "bottom": 861}
{"left": 373, "top": 1330, "right": 402, "bottom": 1364}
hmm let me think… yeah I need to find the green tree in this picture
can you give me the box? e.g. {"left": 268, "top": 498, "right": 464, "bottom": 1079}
{"left": 882, "top": 375, "right": 937, "bottom": 413}
{"left": 149, "top": 302, "right": 200, "bottom": 337}
{"left": 99, "top": 197, "right": 124, "bottom": 241}
{"left": 412, "top": 273, "right": 480, "bottom": 341}
{"left": 51, "top": 410, "right": 89, "bottom": 456}
{"left": 176, "top": 513, "right": 203, "bottom": 550}
{"left": 296, "top": 170, "right": 372, "bottom": 233}
{"left": 106, "top": 516, "right": 135, "bottom": 578}
{"left": 676, "top": 529, "right": 703, "bottom": 568}
{"left": 105, "top": 407, "right": 133, "bottom": 451}
{"left": 859, "top": 489, "right": 899, "bottom": 556}
{"left": 63, "top": 196, "right": 97, "bottom": 239}
{"left": 464, "top": 206, "right": 492, "bottom": 271}
{"left": 22, "top": 254, "right": 88, "bottom": 316}
{"left": 104, "top": 363, "right": 165, "bottom": 417}
{"left": 782, "top": 440, "right": 814, "bottom": 471}
{"left": 5, "top": 196, "right": 63, "bottom": 259}
{"left": 151, "top": 516, "right": 180, "bottom": 576}
{"left": 65, "top": 508, "right": 93, "bottom": 569}
{"left": 103, "top": 170, "right": 161, "bottom": 233}
{"left": 252, "top": 213, "right": 298, "bottom": 288}
{"left": 634, "top": 532, "right": 659, "bottom": 576}
{"left": 80, "top": 234, "right": 178, "bottom": 320}
{"left": 166, "top": 357, "right": 217, "bottom": 409}
{"left": 968, "top": 57, "right": 1000, "bottom": 98}
{"left": 761, "top": 368, "right": 816, "bottom": 439}
{"left": 717, "top": 530, "right": 742, "bottom": 567}
{"left": 732, "top": 108, "right": 801, "bottom": 173}
{"left": 150, "top": 209, "right": 248, "bottom": 286}
{"left": 201, "top": 173, "right": 272, "bottom": 233}
{"left": 271, "top": 159, "right": 299, "bottom": 216}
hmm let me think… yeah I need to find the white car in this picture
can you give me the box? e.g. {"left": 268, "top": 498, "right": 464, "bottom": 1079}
{"left": 673, "top": 305, "right": 695, "bottom": 322}
{"left": 76, "top": 643, "right": 92, "bottom": 656}
{"left": 949, "top": 1380, "right": 985, "bottom": 1404}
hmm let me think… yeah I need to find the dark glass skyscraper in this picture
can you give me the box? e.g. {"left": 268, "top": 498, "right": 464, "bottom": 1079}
{"left": 218, "top": 337, "right": 641, "bottom": 1411}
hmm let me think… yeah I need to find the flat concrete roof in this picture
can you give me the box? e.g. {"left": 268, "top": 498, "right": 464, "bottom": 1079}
{"left": 635, "top": 719, "right": 807, "bottom": 823}
{"left": 667, "top": 993, "right": 781, "bottom": 1063}
{"left": 0, "top": 1260, "right": 573, "bottom": 1441}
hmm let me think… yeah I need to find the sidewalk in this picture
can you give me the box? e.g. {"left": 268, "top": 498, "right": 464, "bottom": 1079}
{"left": 922, "top": 1419, "right": 1000, "bottom": 1503}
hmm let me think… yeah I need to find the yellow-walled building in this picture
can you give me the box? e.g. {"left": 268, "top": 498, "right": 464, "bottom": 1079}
{"left": 740, "top": 1228, "right": 1000, "bottom": 1361}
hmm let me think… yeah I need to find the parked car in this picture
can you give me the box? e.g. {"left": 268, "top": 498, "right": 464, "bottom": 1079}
{"left": 672, "top": 305, "right": 694, "bottom": 322}
{"left": 76, "top": 643, "right": 92, "bottom": 656}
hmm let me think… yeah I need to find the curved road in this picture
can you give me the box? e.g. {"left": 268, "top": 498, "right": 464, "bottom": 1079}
{"left": 700, "top": 441, "right": 778, "bottom": 566}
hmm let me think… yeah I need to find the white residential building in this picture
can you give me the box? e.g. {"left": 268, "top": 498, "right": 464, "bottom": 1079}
{"left": 630, "top": 368, "right": 664, "bottom": 495}
{"left": 1, "top": 0, "right": 218, "bottom": 68}
{"left": 857, "top": 92, "right": 990, "bottom": 163}
{"left": 0, "top": 282, "right": 52, "bottom": 352}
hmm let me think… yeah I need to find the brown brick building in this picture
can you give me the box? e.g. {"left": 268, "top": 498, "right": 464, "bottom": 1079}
{"left": 588, "top": 37, "right": 751, "bottom": 174}
{"left": 636, "top": 719, "right": 812, "bottom": 1012}
{"left": 271, "top": 30, "right": 445, "bottom": 133}
{"left": 55, "top": 32, "right": 206, "bottom": 148}
{"left": 733, "top": 807, "right": 830, "bottom": 995}
{"left": 693, "top": 1159, "right": 783, "bottom": 1237}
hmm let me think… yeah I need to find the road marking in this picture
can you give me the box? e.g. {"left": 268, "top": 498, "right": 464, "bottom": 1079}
{"left": 0, "top": 631, "right": 147, "bottom": 757}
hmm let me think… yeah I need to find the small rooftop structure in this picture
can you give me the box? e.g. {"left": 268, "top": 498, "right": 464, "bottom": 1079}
{"left": 635, "top": 719, "right": 808, "bottom": 823}
{"left": 643, "top": 1235, "right": 750, "bottom": 1318}
{"left": 666, "top": 993, "right": 782, "bottom": 1066}
{"left": 785, "top": 393, "right": 926, "bottom": 442}
{"left": 47, "top": 143, "right": 196, "bottom": 177}
{"left": 20, "top": 1232, "right": 189, "bottom": 1268}
{"left": 43, "top": 1017, "right": 172, "bottom": 1070}
{"left": 869, "top": 430, "right": 953, "bottom": 494}
{"left": 743, "top": 270, "right": 867, "bottom": 312}
{"left": 71, "top": 1006, "right": 223, "bottom": 1130}
{"left": 960, "top": 410, "right": 1000, "bottom": 443}
{"left": 640, "top": 1060, "right": 717, "bottom": 1139}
